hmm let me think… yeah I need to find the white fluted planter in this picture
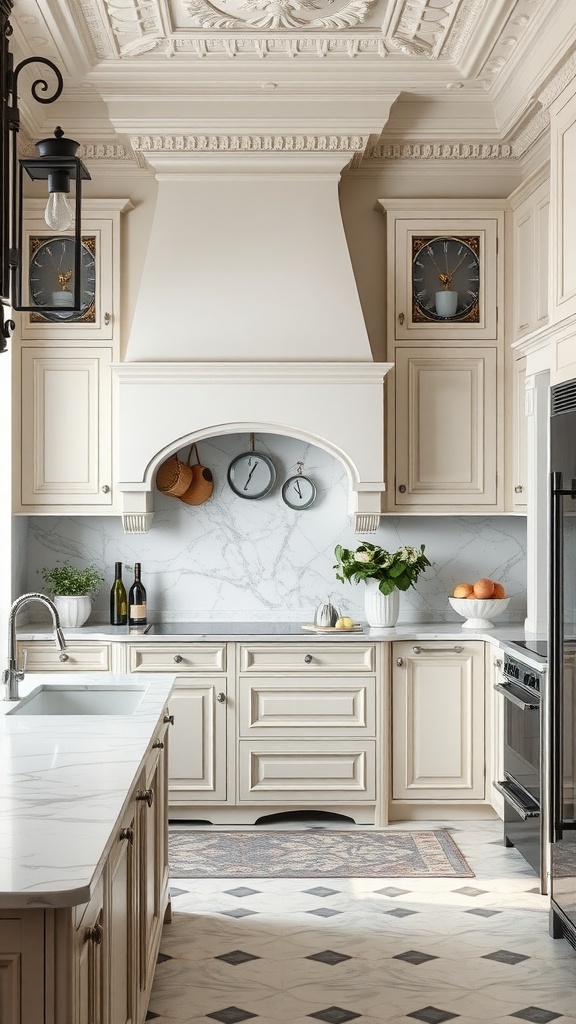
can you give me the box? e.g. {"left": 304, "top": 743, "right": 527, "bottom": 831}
{"left": 364, "top": 581, "right": 400, "bottom": 629}
{"left": 54, "top": 595, "right": 92, "bottom": 628}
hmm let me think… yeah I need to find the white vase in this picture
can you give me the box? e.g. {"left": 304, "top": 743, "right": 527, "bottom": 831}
{"left": 54, "top": 594, "right": 92, "bottom": 628}
{"left": 364, "top": 581, "right": 400, "bottom": 629}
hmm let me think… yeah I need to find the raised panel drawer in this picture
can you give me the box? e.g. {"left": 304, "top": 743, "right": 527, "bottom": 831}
{"left": 239, "top": 643, "right": 375, "bottom": 673}
{"left": 239, "top": 678, "right": 376, "bottom": 736}
{"left": 238, "top": 741, "right": 376, "bottom": 802}
{"left": 128, "top": 644, "right": 226, "bottom": 673}
{"left": 17, "top": 641, "right": 111, "bottom": 671}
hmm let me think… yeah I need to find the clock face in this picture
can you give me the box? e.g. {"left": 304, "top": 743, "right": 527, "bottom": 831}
{"left": 29, "top": 236, "right": 96, "bottom": 323}
{"left": 412, "top": 235, "right": 480, "bottom": 323}
{"left": 281, "top": 475, "right": 317, "bottom": 510}
{"left": 227, "top": 452, "right": 276, "bottom": 500}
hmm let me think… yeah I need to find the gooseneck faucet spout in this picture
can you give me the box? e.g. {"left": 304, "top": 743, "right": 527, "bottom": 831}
{"left": 3, "top": 593, "right": 67, "bottom": 701}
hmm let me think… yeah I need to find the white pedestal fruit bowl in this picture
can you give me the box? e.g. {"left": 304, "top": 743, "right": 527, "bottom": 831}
{"left": 449, "top": 596, "right": 510, "bottom": 629}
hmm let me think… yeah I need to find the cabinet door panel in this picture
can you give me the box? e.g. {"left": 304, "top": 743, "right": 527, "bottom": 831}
{"left": 240, "top": 644, "right": 375, "bottom": 673}
{"left": 20, "top": 347, "right": 112, "bottom": 506}
{"left": 238, "top": 741, "right": 375, "bottom": 802}
{"left": 168, "top": 681, "right": 227, "bottom": 801}
{"left": 394, "top": 347, "right": 497, "bottom": 507}
{"left": 392, "top": 641, "right": 485, "bottom": 801}
{"left": 0, "top": 913, "right": 45, "bottom": 1024}
{"left": 239, "top": 678, "right": 375, "bottom": 735}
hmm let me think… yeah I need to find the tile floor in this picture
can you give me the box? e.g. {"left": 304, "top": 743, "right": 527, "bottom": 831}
{"left": 147, "top": 819, "right": 576, "bottom": 1023}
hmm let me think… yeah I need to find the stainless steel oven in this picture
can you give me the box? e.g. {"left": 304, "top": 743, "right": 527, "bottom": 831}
{"left": 493, "top": 652, "right": 544, "bottom": 888}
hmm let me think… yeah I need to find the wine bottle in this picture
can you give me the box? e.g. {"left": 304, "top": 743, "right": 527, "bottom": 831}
{"left": 110, "top": 561, "right": 128, "bottom": 626}
{"left": 129, "top": 562, "right": 147, "bottom": 626}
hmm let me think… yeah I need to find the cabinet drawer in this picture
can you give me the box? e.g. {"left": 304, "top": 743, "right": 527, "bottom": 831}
{"left": 238, "top": 741, "right": 376, "bottom": 802}
{"left": 17, "top": 641, "right": 111, "bottom": 671}
{"left": 128, "top": 644, "right": 226, "bottom": 673}
{"left": 239, "top": 643, "right": 375, "bottom": 673}
{"left": 239, "top": 678, "right": 376, "bottom": 736}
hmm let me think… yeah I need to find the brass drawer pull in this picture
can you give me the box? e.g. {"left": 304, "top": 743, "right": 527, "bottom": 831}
{"left": 119, "top": 826, "right": 134, "bottom": 844}
{"left": 152, "top": 738, "right": 164, "bottom": 749}
{"left": 216, "top": 691, "right": 226, "bottom": 703}
{"left": 163, "top": 713, "right": 174, "bottom": 725}
{"left": 59, "top": 652, "right": 69, "bottom": 662}
{"left": 136, "top": 788, "right": 154, "bottom": 807}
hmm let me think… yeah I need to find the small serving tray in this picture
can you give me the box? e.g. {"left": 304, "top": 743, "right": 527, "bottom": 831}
{"left": 301, "top": 623, "right": 364, "bottom": 633}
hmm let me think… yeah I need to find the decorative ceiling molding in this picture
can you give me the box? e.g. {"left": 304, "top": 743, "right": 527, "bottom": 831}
{"left": 165, "top": 35, "right": 388, "bottom": 57}
{"left": 538, "top": 48, "right": 576, "bottom": 108}
{"left": 367, "top": 140, "right": 514, "bottom": 160}
{"left": 381, "top": 0, "right": 470, "bottom": 59}
{"left": 183, "top": 0, "right": 378, "bottom": 31}
{"left": 130, "top": 133, "right": 369, "bottom": 152}
{"left": 509, "top": 106, "right": 550, "bottom": 157}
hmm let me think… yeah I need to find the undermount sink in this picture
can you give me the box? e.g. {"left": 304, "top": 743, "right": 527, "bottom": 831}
{"left": 8, "top": 684, "right": 146, "bottom": 716}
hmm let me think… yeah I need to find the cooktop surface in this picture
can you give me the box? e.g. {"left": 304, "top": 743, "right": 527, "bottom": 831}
{"left": 147, "top": 622, "right": 310, "bottom": 636}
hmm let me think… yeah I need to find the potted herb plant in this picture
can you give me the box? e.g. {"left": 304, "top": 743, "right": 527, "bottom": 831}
{"left": 40, "top": 562, "right": 104, "bottom": 627}
{"left": 334, "top": 542, "right": 431, "bottom": 628}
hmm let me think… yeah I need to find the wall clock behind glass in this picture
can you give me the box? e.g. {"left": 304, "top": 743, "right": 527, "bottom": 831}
{"left": 412, "top": 235, "right": 480, "bottom": 323}
{"left": 29, "top": 235, "right": 96, "bottom": 323}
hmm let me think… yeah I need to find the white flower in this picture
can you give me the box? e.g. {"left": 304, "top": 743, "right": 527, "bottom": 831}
{"left": 355, "top": 550, "right": 372, "bottom": 564}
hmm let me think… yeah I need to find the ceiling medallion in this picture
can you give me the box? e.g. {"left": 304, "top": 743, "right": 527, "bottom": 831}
{"left": 183, "top": 0, "right": 377, "bottom": 31}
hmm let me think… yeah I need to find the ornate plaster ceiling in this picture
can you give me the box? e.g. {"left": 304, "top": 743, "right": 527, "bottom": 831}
{"left": 9, "top": 0, "right": 576, "bottom": 169}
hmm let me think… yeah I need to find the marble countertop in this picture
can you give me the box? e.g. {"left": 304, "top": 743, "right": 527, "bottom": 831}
{"left": 0, "top": 672, "right": 174, "bottom": 909}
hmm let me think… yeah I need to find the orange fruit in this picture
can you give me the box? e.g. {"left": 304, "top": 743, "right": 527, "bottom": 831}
{"left": 453, "top": 583, "right": 474, "bottom": 598}
{"left": 473, "top": 578, "right": 495, "bottom": 599}
{"left": 492, "top": 582, "right": 506, "bottom": 599}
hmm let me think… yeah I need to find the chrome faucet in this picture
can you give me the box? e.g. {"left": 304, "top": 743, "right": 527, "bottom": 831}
{"left": 3, "top": 593, "right": 67, "bottom": 701}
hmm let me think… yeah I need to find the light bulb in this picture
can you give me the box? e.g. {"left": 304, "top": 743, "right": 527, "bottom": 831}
{"left": 44, "top": 192, "right": 74, "bottom": 232}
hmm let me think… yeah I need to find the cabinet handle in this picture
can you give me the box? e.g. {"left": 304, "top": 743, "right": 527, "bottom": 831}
{"left": 495, "top": 658, "right": 503, "bottom": 668}
{"left": 101, "top": 484, "right": 110, "bottom": 493}
{"left": 398, "top": 484, "right": 406, "bottom": 493}
{"left": 163, "top": 713, "right": 175, "bottom": 725}
{"left": 59, "top": 652, "right": 69, "bottom": 662}
{"left": 104, "top": 312, "right": 111, "bottom": 326}
{"left": 398, "top": 312, "right": 405, "bottom": 325}
{"left": 396, "top": 657, "right": 404, "bottom": 667}
{"left": 119, "top": 826, "right": 134, "bottom": 844}
{"left": 86, "top": 923, "right": 103, "bottom": 945}
{"left": 304, "top": 654, "right": 313, "bottom": 664}
{"left": 515, "top": 485, "right": 524, "bottom": 493}
{"left": 216, "top": 691, "right": 226, "bottom": 703}
{"left": 152, "top": 738, "right": 164, "bottom": 749}
{"left": 136, "top": 788, "right": 154, "bottom": 807}
{"left": 173, "top": 654, "right": 183, "bottom": 663}
{"left": 412, "top": 645, "right": 464, "bottom": 654}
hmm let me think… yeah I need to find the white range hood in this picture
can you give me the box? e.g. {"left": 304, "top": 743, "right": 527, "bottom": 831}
{"left": 115, "top": 143, "right": 392, "bottom": 533}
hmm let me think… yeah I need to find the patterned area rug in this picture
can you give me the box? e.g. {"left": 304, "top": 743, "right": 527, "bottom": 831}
{"left": 168, "top": 829, "right": 474, "bottom": 878}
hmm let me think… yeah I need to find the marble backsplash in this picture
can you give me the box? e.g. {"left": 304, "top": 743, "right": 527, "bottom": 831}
{"left": 26, "top": 433, "right": 527, "bottom": 625}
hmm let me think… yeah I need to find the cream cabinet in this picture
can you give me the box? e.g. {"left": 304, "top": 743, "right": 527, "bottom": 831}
{"left": 510, "top": 356, "right": 528, "bottom": 511}
{"left": 128, "top": 643, "right": 229, "bottom": 809}
{"left": 550, "top": 80, "right": 576, "bottom": 382}
{"left": 390, "top": 346, "right": 499, "bottom": 510}
{"left": 17, "top": 640, "right": 113, "bottom": 672}
{"left": 391, "top": 640, "right": 486, "bottom": 812}
{"left": 0, "top": 911, "right": 47, "bottom": 1024}
{"left": 16, "top": 345, "right": 113, "bottom": 511}
{"left": 510, "top": 176, "right": 550, "bottom": 341}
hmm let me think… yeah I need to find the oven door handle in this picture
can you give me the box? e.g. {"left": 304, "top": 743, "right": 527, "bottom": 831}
{"left": 494, "top": 681, "right": 539, "bottom": 711}
{"left": 493, "top": 781, "right": 540, "bottom": 820}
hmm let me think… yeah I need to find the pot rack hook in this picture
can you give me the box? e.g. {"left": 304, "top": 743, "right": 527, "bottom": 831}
{"left": 249, "top": 432, "right": 255, "bottom": 451}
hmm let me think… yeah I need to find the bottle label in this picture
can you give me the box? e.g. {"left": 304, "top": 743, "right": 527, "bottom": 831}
{"left": 130, "top": 603, "right": 146, "bottom": 620}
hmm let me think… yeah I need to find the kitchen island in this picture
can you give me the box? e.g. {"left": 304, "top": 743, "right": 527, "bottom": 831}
{"left": 0, "top": 672, "right": 175, "bottom": 1024}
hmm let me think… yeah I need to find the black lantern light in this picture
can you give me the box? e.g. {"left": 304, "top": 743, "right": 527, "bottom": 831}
{"left": 1, "top": 0, "right": 91, "bottom": 349}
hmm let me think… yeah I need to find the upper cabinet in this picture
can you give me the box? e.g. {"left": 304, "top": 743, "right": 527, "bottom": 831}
{"left": 510, "top": 176, "right": 550, "bottom": 342}
{"left": 550, "top": 79, "right": 576, "bottom": 383}
{"left": 379, "top": 201, "right": 504, "bottom": 344}
{"left": 18, "top": 199, "right": 132, "bottom": 348}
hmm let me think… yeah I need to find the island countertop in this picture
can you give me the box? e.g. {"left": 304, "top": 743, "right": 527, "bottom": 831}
{"left": 0, "top": 672, "right": 174, "bottom": 909}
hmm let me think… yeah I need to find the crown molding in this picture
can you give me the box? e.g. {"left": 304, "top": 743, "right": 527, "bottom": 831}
{"left": 130, "top": 133, "right": 369, "bottom": 154}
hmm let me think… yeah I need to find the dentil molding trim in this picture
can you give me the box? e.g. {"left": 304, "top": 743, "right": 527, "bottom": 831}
{"left": 130, "top": 133, "right": 369, "bottom": 153}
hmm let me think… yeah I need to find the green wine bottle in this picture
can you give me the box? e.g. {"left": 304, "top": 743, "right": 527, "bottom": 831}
{"left": 110, "top": 561, "right": 128, "bottom": 626}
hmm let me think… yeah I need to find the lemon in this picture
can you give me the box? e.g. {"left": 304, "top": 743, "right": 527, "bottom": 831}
{"left": 335, "top": 616, "right": 355, "bottom": 630}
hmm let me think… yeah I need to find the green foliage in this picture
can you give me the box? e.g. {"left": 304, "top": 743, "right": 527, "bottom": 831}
{"left": 40, "top": 562, "right": 104, "bottom": 597}
{"left": 334, "top": 541, "right": 431, "bottom": 596}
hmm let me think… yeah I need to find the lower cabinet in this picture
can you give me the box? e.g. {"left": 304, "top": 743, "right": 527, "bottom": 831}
{"left": 391, "top": 640, "right": 486, "bottom": 811}
{"left": 1, "top": 715, "right": 171, "bottom": 1024}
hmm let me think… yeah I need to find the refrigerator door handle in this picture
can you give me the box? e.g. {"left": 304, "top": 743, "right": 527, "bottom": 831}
{"left": 549, "top": 472, "right": 564, "bottom": 843}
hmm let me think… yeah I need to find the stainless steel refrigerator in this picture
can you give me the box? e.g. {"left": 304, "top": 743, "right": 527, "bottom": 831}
{"left": 549, "top": 377, "right": 576, "bottom": 946}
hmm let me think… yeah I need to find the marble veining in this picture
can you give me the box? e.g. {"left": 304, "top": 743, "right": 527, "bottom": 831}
{"left": 24, "top": 433, "right": 527, "bottom": 625}
{"left": 0, "top": 672, "right": 174, "bottom": 908}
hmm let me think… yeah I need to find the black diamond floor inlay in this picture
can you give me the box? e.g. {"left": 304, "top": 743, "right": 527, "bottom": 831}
{"left": 215, "top": 950, "right": 262, "bottom": 966}
{"left": 306, "top": 907, "right": 343, "bottom": 918}
{"left": 385, "top": 907, "right": 418, "bottom": 918}
{"left": 306, "top": 950, "right": 353, "bottom": 965}
{"left": 304, "top": 886, "right": 341, "bottom": 897}
{"left": 220, "top": 908, "right": 258, "bottom": 918}
{"left": 374, "top": 886, "right": 411, "bottom": 897}
{"left": 308, "top": 1007, "right": 362, "bottom": 1023}
{"left": 510, "top": 1009, "right": 563, "bottom": 1023}
{"left": 206, "top": 1007, "right": 258, "bottom": 1023}
{"left": 224, "top": 887, "right": 261, "bottom": 898}
{"left": 465, "top": 908, "right": 502, "bottom": 917}
{"left": 145, "top": 1013, "right": 160, "bottom": 1021}
{"left": 407, "top": 1007, "right": 459, "bottom": 1023}
{"left": 482, "top": 949, "right": 530, "bottom": 965}
{"left": 393, "top": 950, "right": 439, "bottom": 965}
{"left": 169, "top": 886, "right": 188, "bottom": 897}
{"left": 155, "top": 952, "right": 173, "bottom": 964}
{"left": 452, "top": 886, "right": 487, "bottom": 897}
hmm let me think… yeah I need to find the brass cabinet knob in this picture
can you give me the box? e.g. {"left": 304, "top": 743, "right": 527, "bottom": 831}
{"left": 101, "top": 484, "right": 110, "bottom": 493}
{"left": 173, "top": 654, "right": 183, "bottom": 663}
{"left": 515, "top": 485, "right": 524, "bottom": 493}
{"left": 119, "top": 826, "right": 134, "bottom": 844}
{"left": 216, "top": 691, "right": 226, "bottom": 703}
{"left": 86, "top": 922, "right": 103, "bottom": 945}
{"left": 304, "top": 654, "right": 313, "bottom": 664}
{"left": 398, "top": 484, "right": 407, "bottom": 493}
{"left": 59, "top": 652, "right": 69, "bottom": 662}
{"left": 152, "top": 738, "right": 164, "bottom": 749}
{"left": 163, "top": 713, "right": 174, "bottom": 725}
{"left": 396, "top": 657, "right": 404, "bottom": 667}
{"left": 136, "top": 788, "right": 154, "bottom": 807}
